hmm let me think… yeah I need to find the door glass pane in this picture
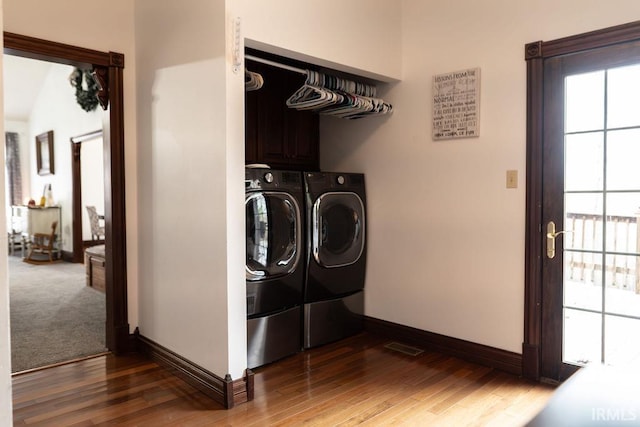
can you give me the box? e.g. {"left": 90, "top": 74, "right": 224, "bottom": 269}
{"left": 564, "top": 252, "right": 603, "bottom": 311}
{"left": 607, "top": 64, "right": 640, "bottom": 129}
{"left": 565, "top": 71, "right": 604, "bottom": 133}
{"left": 563, "top": 308, "right": 601, "bottom": 365}
{"left": 565, "top": 132, "right": 604, "bottom": 191}
{"left": 605, "top": 192, "right": 640, "bottom": 252}
{"left": 561, "top": 57, "right": 640, "bottom": 372}
{"left": 564, "top": 193, "right": 604, "bottom": 251}
{"left": 603, "top": 192, "right": 640, "bottom": 317}
{"left": 604, "top": 254, "right": 640, "bottom": 317}
{"left": 604, "top": 315, "right": 640, "bottom": 365}
{"left": 606, "top": 129, "right": 640, "bottom": 190}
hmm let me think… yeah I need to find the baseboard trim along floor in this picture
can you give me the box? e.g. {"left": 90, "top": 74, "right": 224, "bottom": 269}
{"left": 135, "top": 331, "right": 254, "bottom": 408}
{"left": 365, "top": 316, "right": 522, "bottom": 376}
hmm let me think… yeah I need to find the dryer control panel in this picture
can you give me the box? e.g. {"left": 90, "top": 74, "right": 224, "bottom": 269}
{"left": 304, "top": 172, "right": 365, "bottom": 192}
{"left": 245, "top": 168, "right": 303, "bottom": 191}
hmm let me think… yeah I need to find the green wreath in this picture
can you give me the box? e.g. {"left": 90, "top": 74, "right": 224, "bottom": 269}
{"left": 69, "top": 68, "right": 99, "bottom": 112}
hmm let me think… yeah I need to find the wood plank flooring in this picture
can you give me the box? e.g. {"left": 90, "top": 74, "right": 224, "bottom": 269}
{"left": 12, "top": 332, "right": 555, "bottom": 426}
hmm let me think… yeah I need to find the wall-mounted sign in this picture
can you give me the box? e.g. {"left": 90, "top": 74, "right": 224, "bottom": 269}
{"left": 432, "top": 67, "right": 480, "bottom": 140}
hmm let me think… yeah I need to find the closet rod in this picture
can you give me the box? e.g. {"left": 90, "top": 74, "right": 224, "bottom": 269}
{"left": 245, "top": 54, "right": 307, "bottom": 75}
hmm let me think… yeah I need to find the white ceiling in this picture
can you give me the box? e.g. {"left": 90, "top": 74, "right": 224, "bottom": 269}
{"left": 3, "top": 55, "right": 55, "bottom": 121}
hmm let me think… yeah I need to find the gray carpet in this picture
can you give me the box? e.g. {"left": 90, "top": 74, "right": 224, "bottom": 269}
{"left": 8, "top": 255, "right": 106, "bottom": 373}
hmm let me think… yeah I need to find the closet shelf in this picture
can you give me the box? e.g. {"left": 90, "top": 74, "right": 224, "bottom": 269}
{"left": 245, "top": 54, "right": 393, "bottom": 120}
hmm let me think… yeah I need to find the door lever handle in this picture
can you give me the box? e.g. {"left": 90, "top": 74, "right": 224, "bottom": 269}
{"left": 546, "top": 220, "right": 573, "bottom": 259}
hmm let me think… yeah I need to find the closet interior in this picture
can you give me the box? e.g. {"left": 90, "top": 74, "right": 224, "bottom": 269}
{"left": 244, "top": 48, "right": 392, "bottom": 170}
{"left": 245, "top": 50, "right": 320, "bottom": 171}
{"left": 243, "top": 49, "right": 390, "bottom": 368}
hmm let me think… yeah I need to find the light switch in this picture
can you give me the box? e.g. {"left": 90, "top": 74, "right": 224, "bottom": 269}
{"left": 506, "top": 170, "right": 518, "bottom": 189}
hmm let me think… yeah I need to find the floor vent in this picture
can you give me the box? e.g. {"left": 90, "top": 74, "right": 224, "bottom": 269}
{"left": 384, "top": 342, "right": 424, "bottom": 356}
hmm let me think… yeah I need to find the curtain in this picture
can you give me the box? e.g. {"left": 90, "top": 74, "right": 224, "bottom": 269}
{"left": 5, "top": 132, "right": 23, "bottom": 206}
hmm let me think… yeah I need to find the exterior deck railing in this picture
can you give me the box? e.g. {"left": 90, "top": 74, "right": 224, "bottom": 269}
{"left": 565, "top": 212, "right": 640, "bottom": 294}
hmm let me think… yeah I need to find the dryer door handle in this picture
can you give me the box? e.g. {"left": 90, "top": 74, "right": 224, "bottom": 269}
{"left": 246, "top": 265, "right": 266, "bottom": 280}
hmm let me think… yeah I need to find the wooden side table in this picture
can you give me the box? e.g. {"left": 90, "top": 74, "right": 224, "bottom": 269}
{"left": 85, "top": 244, "right": 106, "bottom": 292}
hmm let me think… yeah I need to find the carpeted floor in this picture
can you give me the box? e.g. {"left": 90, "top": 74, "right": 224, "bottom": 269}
{"left": 8, "top": 255, "right": 106, "bottom": 373}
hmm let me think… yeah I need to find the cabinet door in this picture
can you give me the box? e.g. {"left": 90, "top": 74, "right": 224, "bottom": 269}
{"left": 255, "top": 66, "right": 287, "bottom": 166}
{"left": 245, "top": 59, "right": 319, "bottom": 171}
{"left": 285, "top": 107, "right": 319, "bottom": 169}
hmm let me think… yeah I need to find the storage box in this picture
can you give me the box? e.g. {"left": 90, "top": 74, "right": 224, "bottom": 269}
{"left": 85, "top": 244, "right": 105, "bottom": 292}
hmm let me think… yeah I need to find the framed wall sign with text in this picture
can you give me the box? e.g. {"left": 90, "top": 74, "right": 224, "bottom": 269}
{"left": 432, "top": 68, "right": 480, "bottom": 140}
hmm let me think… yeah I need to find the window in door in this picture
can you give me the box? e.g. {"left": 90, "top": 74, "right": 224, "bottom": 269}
{"left": 563, "top": 64, "right": 640, "bottom": 367}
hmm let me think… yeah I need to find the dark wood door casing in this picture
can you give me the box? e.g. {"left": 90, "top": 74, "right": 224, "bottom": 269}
{"left": 523, "top": 20, "right": 640, "bottom": 381}
{"left": 3, "top": 32, "right": 130, "bottom": 354}
{"left": 72, "top": 140, "right": 83, "bottom": 262}
{"left": 539, "top": 54, "right": 574, "bottom": 382}
{"left": 71, "top": 129, "right": 104, "bottom": 263}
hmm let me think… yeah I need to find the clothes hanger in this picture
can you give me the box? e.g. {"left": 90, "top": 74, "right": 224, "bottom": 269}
{"left": 286, "top": 69, "right": 392, "bottom": 119}
{"left": 245, "top": 69, "right": 263, "bottom": 91}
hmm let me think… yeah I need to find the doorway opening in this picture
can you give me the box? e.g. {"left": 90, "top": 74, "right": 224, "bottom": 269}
{"left": 4, "top": 55, "right": 107, "bottom": 371}
{"left": 3, "top": 32, "right": 129, "bottom": 372}
{"left": 71, "top": 128, "right": 106, "bottom": 262}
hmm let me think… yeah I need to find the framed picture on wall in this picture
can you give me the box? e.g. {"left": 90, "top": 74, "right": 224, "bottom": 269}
{"left": 36, "top": 130, "right": 55, "bottom": 175}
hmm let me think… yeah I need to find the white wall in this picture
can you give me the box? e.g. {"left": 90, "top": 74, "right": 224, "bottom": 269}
{"left": 321, "top": 0, "right": 640, "bottom": 353}
{"left": 28, "top": 63, "right": 102, "bottom": 251}
{"left": 223, "top": 6, "right": 247, "bottom": 380}
{"left": 80, "top": 136, "right": 105, "bottom": 241}
{"left": 135, "top": 0, "right": 245, "bottom": 379}
{"left": 235, "top": 0, "right": 402, "bottom": 82}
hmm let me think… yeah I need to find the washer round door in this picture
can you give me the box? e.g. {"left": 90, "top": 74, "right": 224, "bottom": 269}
{"left": 246, "top": 191, "right": 302, "bottom": 281}
{"left": 312, "top": 192, "right": 365, "bottom": 268}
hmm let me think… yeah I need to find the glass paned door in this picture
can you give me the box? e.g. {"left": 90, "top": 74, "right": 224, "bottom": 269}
{"left": 562, "top": 64, "right": 640, "bottom": 367}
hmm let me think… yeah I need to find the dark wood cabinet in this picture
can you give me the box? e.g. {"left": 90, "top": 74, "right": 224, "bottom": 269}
{"left": 245, "top": 59, "right": 319, "bottom": 171}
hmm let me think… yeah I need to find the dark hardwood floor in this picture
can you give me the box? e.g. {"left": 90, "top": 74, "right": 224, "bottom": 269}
{"left": 12, "top": 332, "right": 554, "bottom": 426}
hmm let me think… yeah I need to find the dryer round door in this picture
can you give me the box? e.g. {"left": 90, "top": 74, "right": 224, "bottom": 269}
{"left": 246, "top": 191, "right": 302, "bottom": 281}
{"left": 312, "top": 192, "right": 365, "bottom": 268}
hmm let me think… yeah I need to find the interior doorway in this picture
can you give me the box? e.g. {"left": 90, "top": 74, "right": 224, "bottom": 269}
{"left": 4, "top": 55, "right": 106, "bottom": 371}
{"left": 71, "top": 129, "right": 105, "bottom": 263}
{"left": 3, "top": 32, "right": 130, "bottom": 358}
{"left": 524, "top": 22, "right": 640, "bottom": 383}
